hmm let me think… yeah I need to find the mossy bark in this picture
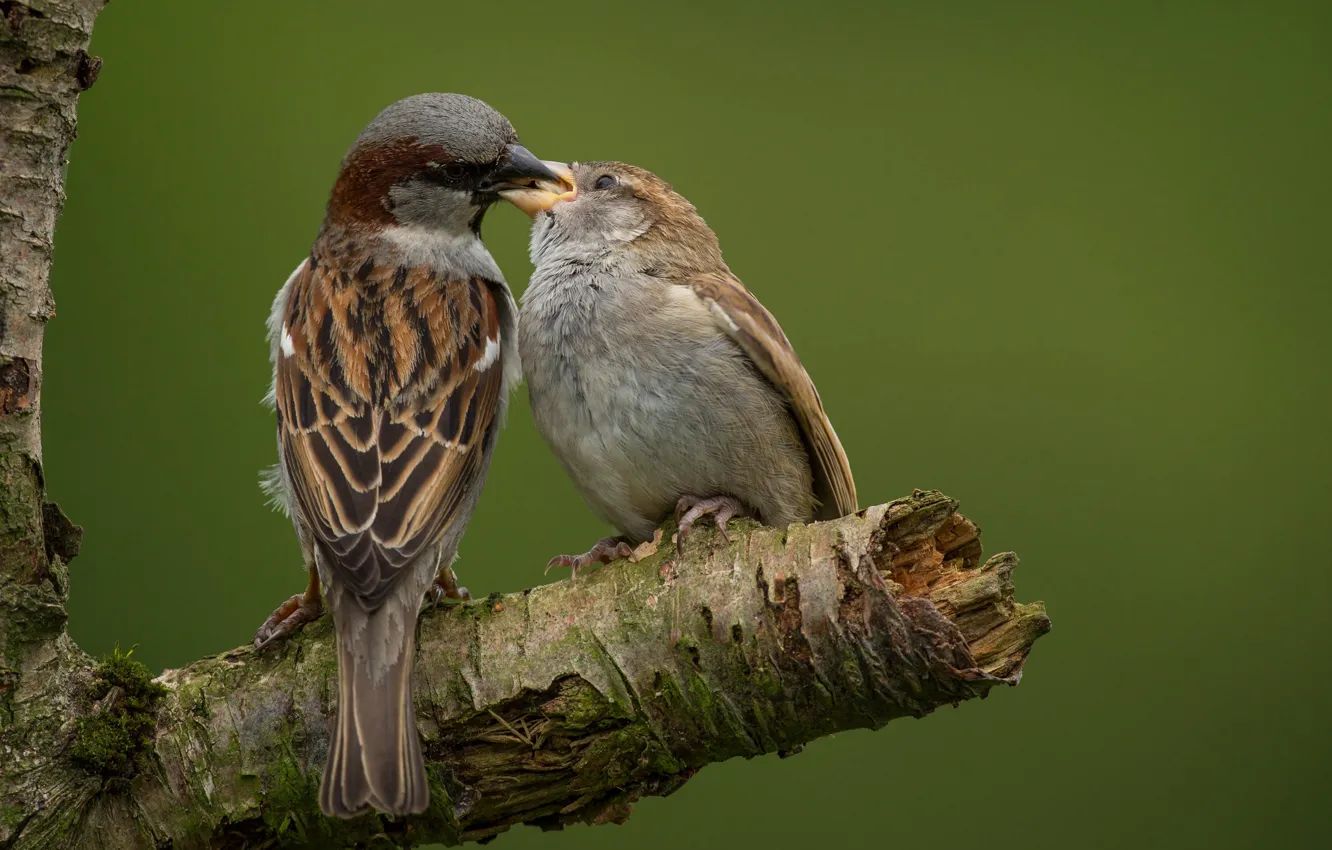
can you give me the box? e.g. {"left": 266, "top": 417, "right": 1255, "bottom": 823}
{"left": 0, "top": 4, "right": 1051, "bottom": 848}
{"left": 5, "top": 490, "right": 1049, "bottom": 849}
{"left": 0, "top": 1, "right": 104, "bottom": 847}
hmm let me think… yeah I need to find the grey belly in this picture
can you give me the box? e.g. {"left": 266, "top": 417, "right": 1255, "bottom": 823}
{"left": 529, "top": 333, "right": 814, "bottom": 542}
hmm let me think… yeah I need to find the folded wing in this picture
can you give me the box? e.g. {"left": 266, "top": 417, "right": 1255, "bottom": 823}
{"left": 685, "top": 270, "right": 857, "bottom": 521}
{"left": 275, "top": 259, "right": 504, "bottom": 608}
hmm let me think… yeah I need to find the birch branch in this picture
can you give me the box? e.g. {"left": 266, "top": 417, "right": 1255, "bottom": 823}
{"left": 5, "top": 491, "right": 1048, "bottom": 849}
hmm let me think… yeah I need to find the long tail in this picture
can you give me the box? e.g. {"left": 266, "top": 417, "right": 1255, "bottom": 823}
{"left": 319, "top": 596, "right": 428, "bottom": 818}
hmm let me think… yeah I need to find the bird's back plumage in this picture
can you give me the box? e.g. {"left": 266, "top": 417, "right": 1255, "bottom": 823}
{"left": 260, "top": 91, "right": 560, "bottom": 819}
{"left": 274, "top": 238, "right": 506, "bottom": 607}
{"left": 274, "top": 229, "right": 512, "bottom": 816}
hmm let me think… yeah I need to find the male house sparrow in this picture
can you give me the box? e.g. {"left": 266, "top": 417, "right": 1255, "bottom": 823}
{"left": 512, "top": 162, "right": 856, "bottom": 572}
{"left": 255, "top": 93, "right": 569, "bottom": 817}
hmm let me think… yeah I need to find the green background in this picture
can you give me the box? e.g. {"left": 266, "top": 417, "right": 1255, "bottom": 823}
{"left": 44, "top": 1, "right": 1329, "bottom": 847}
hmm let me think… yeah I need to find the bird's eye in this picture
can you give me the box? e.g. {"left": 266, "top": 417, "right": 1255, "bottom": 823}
{"left": 594, "top": 174, "right": 617, "bottom": 190}
{"left": 443, "top": 163, "right": 466, "bottom": 179}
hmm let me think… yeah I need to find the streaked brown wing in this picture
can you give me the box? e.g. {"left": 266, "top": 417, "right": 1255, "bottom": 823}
{"left": 686, "top": 270, "right": 857, "bottom": 520}
{"left": 275, "top": 258, "right": 504, "bottom": 607}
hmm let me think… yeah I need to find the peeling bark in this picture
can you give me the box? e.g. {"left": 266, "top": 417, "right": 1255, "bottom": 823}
{"left": 4, "top": 492, "right": 1049, "bottom": 849}
{"left": 0, "top": 4, "right": 1051, "bottom": 848}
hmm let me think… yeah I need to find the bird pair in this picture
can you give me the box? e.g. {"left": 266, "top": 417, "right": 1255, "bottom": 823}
{"left": 253, "top": 93, "right": 857, "bottom": 819}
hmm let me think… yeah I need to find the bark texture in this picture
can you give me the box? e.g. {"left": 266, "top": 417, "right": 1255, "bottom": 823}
{"left": 5, "top": 491, "right": 1048, "bottom": 849}
{"left": 0, "top": 2, "right": 102, "bottom": 847}
{"left": 0, "top": 4, "right": 1051, "bottom": 848}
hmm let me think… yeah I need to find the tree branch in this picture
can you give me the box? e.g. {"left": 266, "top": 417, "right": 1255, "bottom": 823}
{"left": 0, "top": 4, "right": 1050, "bottom": 848}
{"left": 6, "top": 490, "right": 1049, "bottom": 848}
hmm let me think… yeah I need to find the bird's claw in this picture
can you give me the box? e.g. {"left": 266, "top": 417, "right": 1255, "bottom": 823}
{"left": 674, "top": 494, "right": 744, "bottom": 555}
{"left": 545, "top": 537, "right": 633, "bottom": 580}
{"left": 253, "top": 592, "right": 323, "bottom": 650}
{"left": 430, "top": 566, "right": 472, "bottom": 609}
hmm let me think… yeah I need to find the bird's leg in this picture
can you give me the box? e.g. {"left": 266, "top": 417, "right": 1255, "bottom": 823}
{"left": 545, "top": 536, "right": 634, "bottom": 580}
{"left": 431, "top": 563, "right": 472, "bottom": 607}
{"left": 675, "top": 494, "right": 746, "bottom": 554}
{"left": 253, "top": 562, "right": 324, "bottom": 649}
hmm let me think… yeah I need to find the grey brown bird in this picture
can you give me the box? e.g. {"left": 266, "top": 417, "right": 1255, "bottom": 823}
{"left": 511, "top": 162, "right": 856, "bottom": 573}
{"left": 254, "top": 93, "right": 570, "bottom": 817}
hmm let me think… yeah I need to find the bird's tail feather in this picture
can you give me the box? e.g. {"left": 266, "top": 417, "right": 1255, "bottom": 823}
{"left": 319, "top": 599, "right": 428, "bottom": 818}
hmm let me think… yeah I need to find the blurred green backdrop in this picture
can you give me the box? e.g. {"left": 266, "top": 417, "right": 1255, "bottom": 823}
{"left": 43, "top": 0, "right": 1330, "bottom": 847}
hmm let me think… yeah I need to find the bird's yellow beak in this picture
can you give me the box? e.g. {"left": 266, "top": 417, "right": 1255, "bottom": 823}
{"left": 498, "top": 161, "right": 576, "bottom": 217}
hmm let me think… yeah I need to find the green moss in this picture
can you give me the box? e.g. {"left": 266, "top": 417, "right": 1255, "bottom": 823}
{"left": 556, "top": 676, "right": 626, "bottom": 731}
{"left": 241, "top": 694, "right": 470, "bottom": 849}
{"left": 1, "top": 801, "right": 27, "bottom": 832}
{"left": 261, "top": 753, "right": 322, "bottom": 845}
{"left": 68, "top": 646, "right": 167, "bottom": 781}
{"left": 247, "top": 758, "right": 463, "bottom": 848}
{"left": 406, "top": 763, "right": 463, "bottom": 844}
{"left": 747, "top": 657, "right": 784, "bottom": 699}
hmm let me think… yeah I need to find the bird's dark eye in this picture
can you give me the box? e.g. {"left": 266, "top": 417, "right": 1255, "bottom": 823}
{"left": 594, "top": 174, "right": 617, "bottom": 190}
{"left": 444, "top": 163, "right": 467, "bottom": 179}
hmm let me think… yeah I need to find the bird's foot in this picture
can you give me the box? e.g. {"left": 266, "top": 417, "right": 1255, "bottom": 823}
{"left": 253, "top": 590, "right": 323, "bottom": 649}
{"left": 674, "top": 494, "right": 745, "bottom": 554}
{"left": 545, "top": 536, "right": 633, "bottom": 580}
{"left": 430, "top": 565, "right": 472, "bottom": 608}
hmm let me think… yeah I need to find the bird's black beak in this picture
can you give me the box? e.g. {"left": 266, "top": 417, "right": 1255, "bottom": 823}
{"left": 489, "top": 144, "right": 576, "bottom": 216}
{"left": 483, "top": 144, "right": 572, "bottom": 192}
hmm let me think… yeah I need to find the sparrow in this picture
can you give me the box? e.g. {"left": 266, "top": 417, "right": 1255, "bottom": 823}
{"left": 510, "top": 162, "right": 857, "bottom": 574}
{"left": 253, "top": 93, "right": 571, "bottom": 818}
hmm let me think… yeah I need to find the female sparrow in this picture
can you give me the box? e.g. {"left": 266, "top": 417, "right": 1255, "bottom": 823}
{"left": 512, "top": 162, "right": 857, "bottom": 573}
{"left": 254, "top": 93, "right": 570, "bottom": 818}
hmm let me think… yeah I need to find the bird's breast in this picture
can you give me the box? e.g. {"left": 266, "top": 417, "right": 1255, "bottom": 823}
{"left": 520, "top": 269, "right": 721, "bottom": 438}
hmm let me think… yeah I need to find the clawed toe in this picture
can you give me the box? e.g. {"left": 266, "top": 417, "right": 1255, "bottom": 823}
{"left": 431, "top": 565, "right": 472, "bottom": 608}
{"left": 431, "top": 583, "right": 473, "bottom": 608}
{"left": 674, "top": 494, "right": 745, "bottom": 554}
{"left": 253, "top": 592, "right": 323, "bottom": 649}
{"left": 545, "top": 537, "right": 633, "bottom": 579}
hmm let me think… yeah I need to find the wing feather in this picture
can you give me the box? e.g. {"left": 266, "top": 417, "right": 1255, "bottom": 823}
{"left": 275, "top": 258, "right": 505, "bottom": 609}
{"left": 685, "top": 271, "right": 857, "bottom": 520}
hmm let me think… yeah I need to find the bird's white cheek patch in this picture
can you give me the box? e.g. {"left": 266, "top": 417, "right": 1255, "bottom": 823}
{"left": 280, "top": 324, "right": 295, "bottom": 357}
{"left": 474, "top": 334, "right": 501, "bottom": 372}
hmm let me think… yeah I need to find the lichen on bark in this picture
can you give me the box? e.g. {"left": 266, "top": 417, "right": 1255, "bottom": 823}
{"left": 129, "top": 491, "right": 1045, "bottom": 849}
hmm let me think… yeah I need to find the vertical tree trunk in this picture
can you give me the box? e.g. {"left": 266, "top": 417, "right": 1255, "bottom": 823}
{"left": 1, "top": 1, "right": 103, "bottom": 846}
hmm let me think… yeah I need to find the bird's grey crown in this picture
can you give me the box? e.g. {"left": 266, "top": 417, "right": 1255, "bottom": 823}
{"left": 351, "top": 93, "right": 517, "bottom": 163}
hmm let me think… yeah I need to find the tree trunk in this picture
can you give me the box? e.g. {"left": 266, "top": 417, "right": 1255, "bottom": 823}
{"left": 0, "top": 0, "right": 103, "bottom": 845}
{"left": 0, "top": 4, "right": 1051, "bottom": 848}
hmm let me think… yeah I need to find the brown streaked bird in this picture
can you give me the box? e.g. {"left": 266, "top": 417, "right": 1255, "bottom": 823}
{"left": 254, "top": 93, "right": 571, "bottom": 818}
{"left": 511, "top": 162, "right": 856, "bottom": 573}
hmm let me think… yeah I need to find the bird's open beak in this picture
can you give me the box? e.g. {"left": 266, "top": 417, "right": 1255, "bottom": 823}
{"left": 492, "top": 145, "right": 576, "bottom": 217}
